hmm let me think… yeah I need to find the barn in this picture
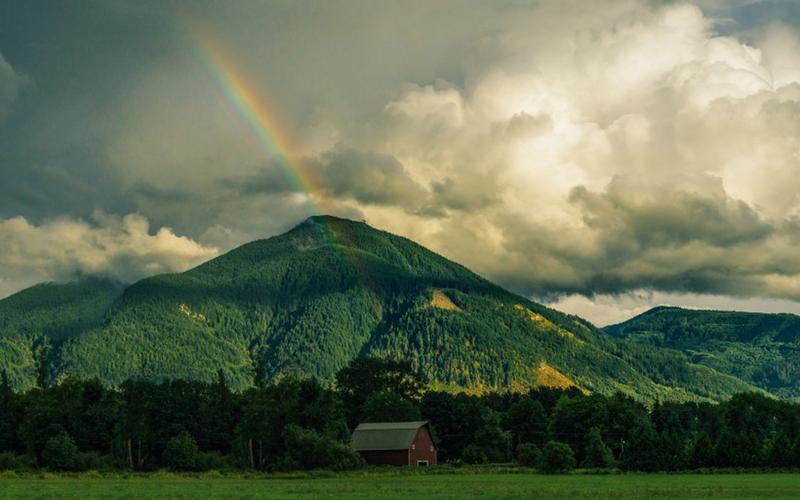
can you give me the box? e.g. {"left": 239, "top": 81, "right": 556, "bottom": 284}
{"left": 351, "top": 421, "right": 437, "bottom": 466}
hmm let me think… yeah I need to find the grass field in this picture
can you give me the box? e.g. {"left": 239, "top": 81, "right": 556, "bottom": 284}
{"left": 1, "top": 472, "right": 800, "bottom": 499}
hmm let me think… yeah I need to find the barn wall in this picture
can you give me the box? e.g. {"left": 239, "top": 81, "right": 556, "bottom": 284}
{"left": 409, "top": 426, "right": 437, "bottom": 466}
{"left": 358, "top": 449, "right": 409, "bottom": 466}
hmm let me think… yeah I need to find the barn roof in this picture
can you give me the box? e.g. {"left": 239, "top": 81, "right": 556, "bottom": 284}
{"left": 351, "top": 421, "right": 430, "bottom": 451}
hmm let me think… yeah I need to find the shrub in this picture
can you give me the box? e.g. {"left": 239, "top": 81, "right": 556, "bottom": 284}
{"left": 0, "top": 452, "right": 36, "bottom": 471}
{"left": 42, "top": 432, "right": 82, "bottom": 471}
{"left": 283, "top": 425, "right": 361, "bottom": 471}
{"left": 198, "top": 451, "right": 236, "bottom": 471}
{"left": 79, "top": 452, "right": 116, "bottom": 471}
{"left": 462, "top": 444, "right": 487, "bottom": 464}
{"left": 539, "top": 441, "right": 576, "bottom": 473}
{"left": 515, "top": 442, "right": 542, "bottom": 467}
{"left": 163, "top": 431, "right": 202, "bottom": 471}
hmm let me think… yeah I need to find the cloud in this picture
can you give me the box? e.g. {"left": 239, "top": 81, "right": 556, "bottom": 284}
{"left": 0, "top": 53, "right": 25, "bottom": 121}
{"left": 0, "top": 213, "right": 218, "bottom": 299}
{"left": 546, "top": 290, "right": 800, "bottom": 327}
{"left": 2, "top": 0, "right": 800, "bottom": 320}
{"left": 355, "top": 2, "right": 800, "bottom": 307}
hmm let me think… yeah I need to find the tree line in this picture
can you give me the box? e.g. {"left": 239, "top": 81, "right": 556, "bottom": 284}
{"left": 1, "top": 357, "right": 799, "bottom": 472}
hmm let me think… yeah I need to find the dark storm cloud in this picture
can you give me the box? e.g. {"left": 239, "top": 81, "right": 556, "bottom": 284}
{"left": 225, "top": 148, "right": 429, "bottom": 210}
{"left": 569, "top": 176, "right": 773, "bottom": 248}
{"left": 0, "top": 54, "right": 25, "bottom": 121}
{"left": 1, "top": 0, "right": 800, "bottom": 320}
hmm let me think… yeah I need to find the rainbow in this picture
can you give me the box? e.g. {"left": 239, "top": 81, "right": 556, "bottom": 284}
{"left": 187, "top": 22, "right": 322, "bottom": 214}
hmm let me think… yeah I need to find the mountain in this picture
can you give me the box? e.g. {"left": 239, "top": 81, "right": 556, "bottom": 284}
{"left": 606, "top": 306, "right": 800, "bottom": 399}
{"left": 0, "top": 216, "right": 759, "bottom": 401}
{"left": 0, "top": 278, "right": 125, "bottom": 388}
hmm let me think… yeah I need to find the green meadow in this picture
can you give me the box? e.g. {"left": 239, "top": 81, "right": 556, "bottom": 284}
{"left": 1, "top": 472, "right": 800, "bottom": 499}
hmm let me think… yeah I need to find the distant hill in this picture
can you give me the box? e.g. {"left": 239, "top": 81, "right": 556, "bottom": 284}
{"left": 606, "top": 306, "right": 800, "bottom": 399}
{"left": 0, "top": 216, "right": 759, "bottom": 400}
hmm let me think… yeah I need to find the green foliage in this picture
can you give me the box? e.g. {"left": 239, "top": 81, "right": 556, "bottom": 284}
{"left": 0, "top": 216, "right": 777, "bottom": 402}
{"left": 42, "top": 432, "right": 81, "bottom": 471}
{"left": 515, "top": 442, "right": 541, "bottom": 467}
{"left": 506, "top": 397, "right": 547, "bottom": 448}
{"left": 0, "top": 452, "right": 35, "bottom": 471}
{"left": 581, "top": 427, "right": 615, "bottom": 468}
{"left": 0, "top": 364, "right": 799, "bottom": 473}
{"left": 539, "top": 441, "right": 576, "bottom": 473}
{"left": 336, "top": 357, "right": 423, "bottom": 425}
{"left": 35, "top": 346, "right": 49, "bottom": 390}
{"left": 461, "top": 444, "right": 487, "bottom": 464}
{"left": 607, "top": 306, "right": 800, "bottom": 398}
{"left": 360, "top": 392, "right": 421, "bottom": 423}
{"left": 163, "top": 431, "right": 202, "bottom": 472}
{"left": 282, "top": 424, "right": 361, "bottom": 471}
{"left": 472, "top": 409, "right": 510, "bottom": 463}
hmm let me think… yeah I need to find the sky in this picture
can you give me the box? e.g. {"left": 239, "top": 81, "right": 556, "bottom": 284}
{"left": 1, "top": 0, "right": 800, "bottom": 325}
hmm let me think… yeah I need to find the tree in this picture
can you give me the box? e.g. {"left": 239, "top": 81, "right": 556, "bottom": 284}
{"left": 472, "top": 409, "right": 510, "bottom": 463}
{"left": 688, "top": 431, "right": 715, "bottom": 469}
{"left": 197, "top": 370, "right": 237, "bottom": 454}
{"left": 581, "top": 427, "right": 615, "bottom": 468}
{"left": 506, "top": 397, "right": 547, "bottom": 448}
{"left": 619, "top": 421, "right": 662, "bottom": 471}
{"left": 35, "top": 346, "right": 49, "bottom": 389}
{"left": 335, "top": 357, "right": 422, "bottom": 424}
{"left": 282, "top": 424, "right": 361, "bottom": 471}
{"left": 360, "top": 391, "right": 421, "bottom": 423}
{"left": 462, "top": 444, "right": 486, "bottom": 464}
{"left": 42, "top": 432, "right": 81, "bottom": 471}
{"left": 516, "top": 442, "right": 542, "bottom": 467}
{"left": 539, "top": 441, "right": 576, "bottom": 473}
{"left": 0, "top": 371, "right": 19, "bottom": 452}
{"left": 252, "top": 347, "right": 268, "bottom": 389}
{"left": 163, "top": 431, "right": 201, "bottom": 471}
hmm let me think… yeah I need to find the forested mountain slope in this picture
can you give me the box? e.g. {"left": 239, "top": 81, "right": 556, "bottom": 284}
{"left": 606, "top": 306, "right": 800, "bottom": 399}
{"left": 0, "top": 278, "right": 125, "bottom": 388}
{"left": 0, "top": 216, "right": 759, "bottom": 400}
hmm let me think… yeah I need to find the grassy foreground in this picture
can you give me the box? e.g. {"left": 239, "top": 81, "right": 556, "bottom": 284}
{"left": 2, "top": 472, "right": 800, "bottom": 499}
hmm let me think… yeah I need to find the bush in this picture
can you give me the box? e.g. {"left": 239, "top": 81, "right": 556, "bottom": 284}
{"left": 198, "top": 451, "right": 236, "bottom": 471}
{"left": 79, "top": 452, "right": 117, "bottom": 471}
{"left": 163, "top": 431, "right": 202, "bottom": 471}
{"left": 283, "top": 425, "right": 361, "bottom": 471}
{"left": 462, "top": 444, "right": 487, "bottom": 464}
{"left": 42, "top": 432, "right": 82, "bottom": 471}
{"left": 515, "top": 442, "right": 542, "bottom": 467}
{"left": 0, "top": 452, "right": 36, "bottom": 471}
{"left": 539, "top": 441, "right": 576, "bottom": 473}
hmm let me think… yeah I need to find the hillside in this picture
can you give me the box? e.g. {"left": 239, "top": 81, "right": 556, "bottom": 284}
{"left": 0, "top": 278, "right": 125, "bottom": 389}
{"left": 606, "top": 306, "right": 800, "bottom": 399}
{"left": 0, "top": 216, "right": 760, "bottom": 400}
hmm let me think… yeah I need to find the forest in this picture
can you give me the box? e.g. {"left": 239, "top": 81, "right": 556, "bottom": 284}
{"left": 0, "top": 216, "right": 766, "bottom": 404}
{"left": 1, "top": 357, "right": 800, "bottom": 473}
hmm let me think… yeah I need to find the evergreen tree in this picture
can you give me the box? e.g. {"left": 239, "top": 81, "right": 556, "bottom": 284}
{"left": 582, "top": 427, "right": 615, "bottom": 468}
{"left": 472, "top": 409, "right": 511, "bottom": 463}
{"left": 35, "top": 346, "right": 49, "bottom": 389}
{"left": 360, "top": 391, "right": 421, "bottom": 423}
{"left": 506, "top": 397, "right": 547, "bottom": 448}
{"left": 0, "top": 371, "right": 18, "bottom": 452}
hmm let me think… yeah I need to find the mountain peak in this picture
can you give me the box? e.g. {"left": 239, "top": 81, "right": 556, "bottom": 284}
{"left": 299, "top": 214, "right": 366, "bottom": 226}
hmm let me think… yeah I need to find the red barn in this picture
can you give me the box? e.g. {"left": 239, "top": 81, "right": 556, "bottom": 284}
{"left": 351, "top": 421, "right": 437, "bottom": 466}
